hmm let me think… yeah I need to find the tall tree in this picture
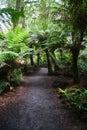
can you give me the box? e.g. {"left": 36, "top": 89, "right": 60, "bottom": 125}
{"left": 62, "top": 0, "right": 87, "bottom": 83}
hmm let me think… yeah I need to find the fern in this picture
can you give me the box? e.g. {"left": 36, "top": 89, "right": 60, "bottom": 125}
{"left": 0, "top": 51, "right": 19, "bottom": 62}
{"left": 5, "top": 26, "right": 29, "bottom": 53}
{"left": 0, "top": 81, "right": 8, "bottom": 94}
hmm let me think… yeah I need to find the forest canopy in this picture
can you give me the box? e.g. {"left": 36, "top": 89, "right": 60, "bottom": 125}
{"left": 0, "top": 0, "right": 87, "bottom": 87}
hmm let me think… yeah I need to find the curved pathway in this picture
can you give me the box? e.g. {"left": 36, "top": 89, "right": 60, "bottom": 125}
{"left": 0, "top": 68, "right": 86, "bottom": 130}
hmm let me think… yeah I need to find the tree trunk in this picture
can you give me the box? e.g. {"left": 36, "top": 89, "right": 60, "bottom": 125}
{"left": 30, "top": 44, "right": 34, "bottom": 66}
{"left": 45, "top": 49, "right": 52, "bottom": 74}
{"left": 30, "top": 55, "right": 34, "bottom": 66}
{"left": 71, "top": 30, "right": 84, "bottom": 84}
{"left": 21, "top": 6, "right": 25, "bottom": 28}
{"left": 16, "top": 0, "right": 21, "bottom": 11}
{"left": 49, "top": 51, "right": 59, "bottom": 71}
{"left": 21, "top": 18, "right": 25, "bottom": 28}
{"left": 59, "top": 49, "right": 63, "bottom": 60}
{"left": 13, "top": 0, "right": 21, "bottom": 28}
{"left": 72, "top": 49, "right": 79, "bottom": 84}
{"left": 37, "top": 53, "right": 40, "bottom": 67}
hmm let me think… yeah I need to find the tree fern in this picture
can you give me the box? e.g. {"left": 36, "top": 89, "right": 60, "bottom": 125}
{"left": 5, "top": 26, "right": 29, "bottom": 52}
{"left": 0, "top": 51, "right": 19, "bottom": 62}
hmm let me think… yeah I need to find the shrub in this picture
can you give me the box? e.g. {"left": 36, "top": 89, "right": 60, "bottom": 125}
{"left": 59, "top": 88, "right": 87, "bottom": 118}
{"left": 0, "top": 81, "right": 8, "bottom": 94}
{"left": 78, "top": 60, "right": 87, "bottom": 71}
{"left": 10, "top": 68, "right": 22, "bottom": 86}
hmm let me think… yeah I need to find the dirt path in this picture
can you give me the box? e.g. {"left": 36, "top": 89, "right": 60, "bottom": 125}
{"left": 0, "top": 68, "right": 86, "bottom": 130}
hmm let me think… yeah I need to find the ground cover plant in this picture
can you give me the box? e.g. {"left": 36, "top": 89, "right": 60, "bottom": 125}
{"left": 59, "top": 87, "right": 87, "bottom": 119}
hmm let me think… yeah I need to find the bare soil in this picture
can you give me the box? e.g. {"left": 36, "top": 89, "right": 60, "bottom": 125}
{"left": 0, "top": 68, "right": 86, "bottom": 130}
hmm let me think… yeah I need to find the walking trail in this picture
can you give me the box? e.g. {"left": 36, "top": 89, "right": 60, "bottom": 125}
{"left": 0, "top": 68, "right": 86, "bottom": 130}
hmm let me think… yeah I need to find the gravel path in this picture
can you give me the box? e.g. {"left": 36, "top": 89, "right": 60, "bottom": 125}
{"left": 0, "top": 68, "right": 86, "bottom": 130}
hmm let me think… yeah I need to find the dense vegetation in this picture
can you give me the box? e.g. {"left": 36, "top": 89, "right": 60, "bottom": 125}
{"left": 0, "top": 0, "right": 87, "bottom": 118}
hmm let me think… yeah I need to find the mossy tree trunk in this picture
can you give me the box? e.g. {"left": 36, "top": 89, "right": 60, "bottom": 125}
{"left": 49, "top": 51, "right": 59, "bottom": 71}
{"left": 71, "top": 30, "right": 84, "bottom": 84}
{"left": 45, "top": 49, "right": 52, "bottom": 74}
{"left": 37, "top": 53, "right": 40, "bottom": 67}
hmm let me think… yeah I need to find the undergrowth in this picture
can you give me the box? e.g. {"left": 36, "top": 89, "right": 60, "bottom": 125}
{"left": 59, "top": 88, "right": 87, "bottom": 119}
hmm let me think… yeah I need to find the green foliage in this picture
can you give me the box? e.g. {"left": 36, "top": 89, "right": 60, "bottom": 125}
{"left": 10, "top": 68, "right": 22, "bottom": 86}
{"left": 0, "top": 0, "right": 87, "bottom": 86}
{"left": 80, "top": 47, "right": 87, "bottom": 62}
{"left": 78, "top": 61, "right": 87, "bottom": 71}
{"left": 39, "top": 60, "right": 47, "bottom": 67}
{"left": 0, "top": 26, "right": 30, "bottom": 91}
{"left": 0, "top": 81, "right": 8, "bottom": 94}
{"left": 78, "top": 47, "right": 87, "bottom": 71}
{"left": 62, "top": 0, "right": 87, "bottom": 30}
{"left": 0, "top": 26, "right": 31, "bottom": 63}
{"left": 58, "top": 51, "right": 72, "bottom": 66}
{"left": 59, "top": 88, "right": 87, "bottom": 113}
{"left": 45, "top": 30, "right": 67, "bottom": 50}
{"left": 0, "top": 51, "right": 18, "bottom": 62}
{"left": 5, "top": 26, "right": 29, "bottom": 53}
{"left": 0, "top": 7, "right": 24, "bottom": 26}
